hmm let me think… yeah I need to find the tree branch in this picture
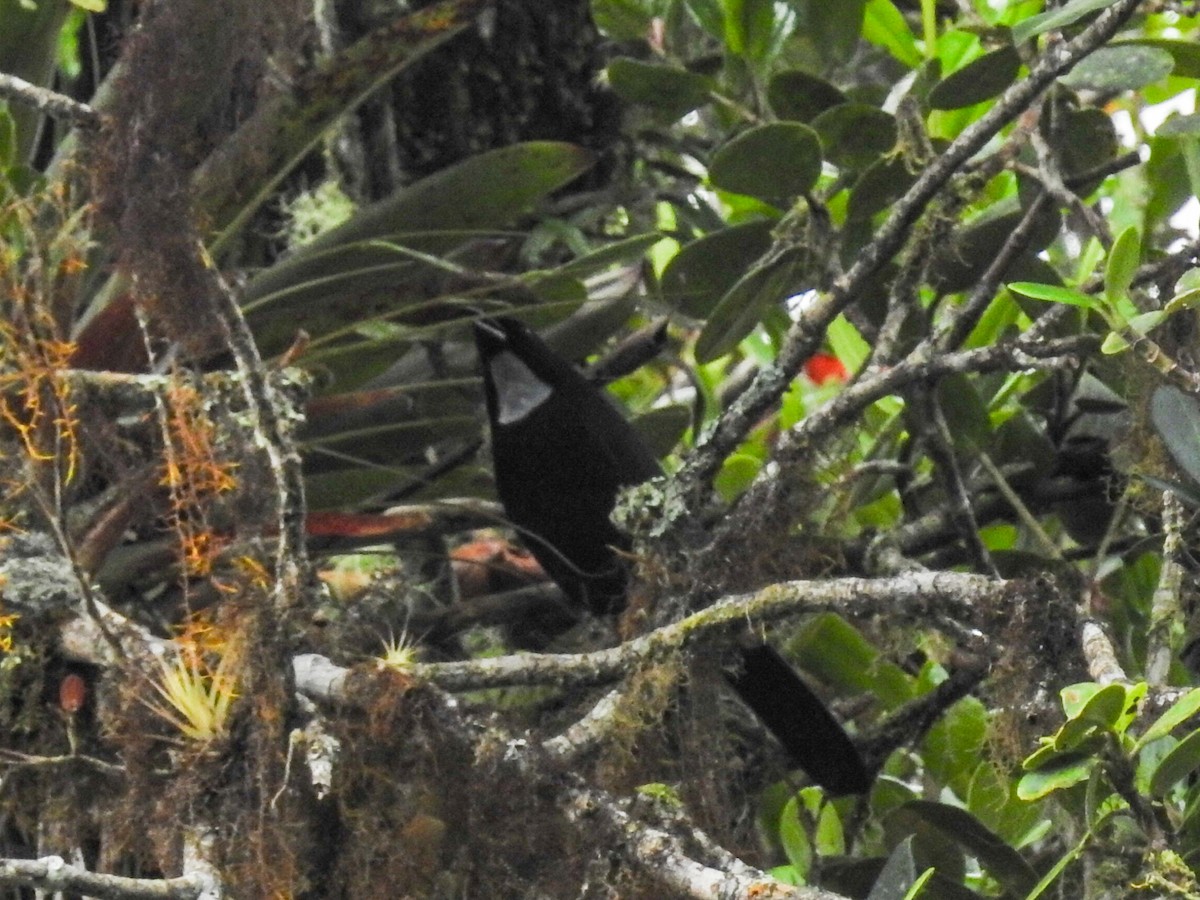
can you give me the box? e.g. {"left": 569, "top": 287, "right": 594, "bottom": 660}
{"left": 293, "top": 656, "right": 850, "bottom": 900}
{"left": 668, "top": 0, "right": 1145, "bottom": 514}
{"left": 0, "top": 856, "right": 204, "bottom": 900}
{"left": 0, "top": 72, "right": 101, "bottom": 130}
{"left": 299, "top": 570, "right": 1004, "bottom": 692}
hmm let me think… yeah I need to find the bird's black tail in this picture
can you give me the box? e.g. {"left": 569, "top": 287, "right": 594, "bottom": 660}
{"left": 726, "top": 644, "right": 872, "bottom": 796}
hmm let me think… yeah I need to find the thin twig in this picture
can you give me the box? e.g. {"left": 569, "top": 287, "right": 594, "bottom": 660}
{"left": 0, "top": 72, "right": 102, "bottom": 130}
{"left": 1145, "top": 493, "right": 1185, "bottom": 686}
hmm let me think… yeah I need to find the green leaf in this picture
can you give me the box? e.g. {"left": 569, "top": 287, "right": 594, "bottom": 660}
{"left": 1158, "top": 113, "right": 1200, "bottom": 139}
{"left": 936, "top": 374, "right": 991, "bottom": 450}
{"left": 590, "top": 0, "right": 659, "bottom": 40}
{"left": 1149, "top": 728, "right": 1200, "bottom": 796}
{"left": 1104, "top": 226, "right": 1141, "bottom": 306}
{"left": 899, "top": 801, "right": 1039, "bottom": 898}
{"left": 932, "top": 205, "right": 1061, "bottom": 293}
{"left": 709, "top": 122, "right": 822, "bottom": 204}
{"left": 715, "top": 452, "right": 762, "bottom": 501}
{"left": 240, "top": 142, "right": 594, "bottom": 353}
{"left": 1077, "top": 683, "right": 1136, "bottom": 730}
{"left": 768, "top": 70, "right": 846, "bottom": 123}
{"left": 1056, "top": 106, "right": 1120, "bottom": 191}
{"left": 788, "top": 613, "right": 914, "bottom": 706}
{"left": 929, "top": 45, "right": 1021, "bottom": 110}
{"left": 778, "top": 796, "right": 813, "bottom": 877}
{"left": 848, "top": 154, "right": 918, "bottom": 221}
{"left": 1135, "top": 686, "right": 1200, "bottom": 749}
{"left": 1139, "top": 473, "right": 1200, "bottom": 510}
{"left": 553, "top": 232, "right": 662, "bottom": 278}
{"left": 1100, "top": 332, "right": 1129, "bottom": 354}
{"left": 1150, "top": 386, "right": 1200, "bottom": 490}
{"left": 724, "top": 0, "right": 786, "bottom": 62}
{"left": 1165, "top": 288, "right": 1200, "bottom": 317}
{"left": 1113, "top": 39, "right": 1200, "bottom": 79}
{"left": 862, "top": 0, "right": 921, "bottom": 67}
{"left": 683, "top": 0, "right": 723, "bottom": 38}
{"left": 660, "top": 220, "right": 775, "bottom": 318}
{"left": 1017, "top": 755, "right": 1096, "bottom": 800}
{"left": 693, "top": 246, "right": 802, "bottom": 362}
{"left": 1007, "top": 282, "right": 1098, "bottom": 309}
{"left": 1126, "top": 310, "right": 1166, "bottom": 336}
{"left": 1052, "top": 718, "right": 1105, "bottom": 754}
{"left": 305, "top": 467, "right": 421, "bottom": 510}
{"left": 922, "top": 698, "right": 987, "bottom": 793}
{"left": 606, "top": 57, "right": 713, "bottom": 119}
{"left": 1061, "top": 682, "right": 1102, "bottom": 718}
{"left": 1011, "top": 0, "right": 1120, "bottom": 46}
{"left": 902, "top": 870, "right": 935, "bottom": 900}
{"left": 805, "top": 0, "right": 868, "bottom": 67}
{"left": 1060, "top": 45, "right": 1175, "bottom": 93}
{"left": 1178, "top": 268, "right": 1200, "bottom": 293}
{"left": 810, "top": 104, "right": 897, "bottom": 171}
{"left": 826, "top": 314, "right": 870, "bottom": 375}
{"left": 632, "top": 405, "right": 691, "bottom": 459}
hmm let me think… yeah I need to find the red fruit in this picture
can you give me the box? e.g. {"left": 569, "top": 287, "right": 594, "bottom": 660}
{"left": 59, "top": 674, "right": 86, "bottom": 714}
{"left": 804, "top": 352, "right": 847, "bottom": 385}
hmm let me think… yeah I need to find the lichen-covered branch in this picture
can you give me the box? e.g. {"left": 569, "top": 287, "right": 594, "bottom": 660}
{"left": 293, "top": 656, "right": 849, "bottom": 900}
{"left": 0, "top": 855, "right": 204, "bottom": 900}
{"left": 404, "top": 570, "right": 1004, "bottom": 692}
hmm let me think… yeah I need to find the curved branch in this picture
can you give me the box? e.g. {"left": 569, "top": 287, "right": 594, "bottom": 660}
{"left": 295, "top": 570, "right": 1005, "bottom": 693}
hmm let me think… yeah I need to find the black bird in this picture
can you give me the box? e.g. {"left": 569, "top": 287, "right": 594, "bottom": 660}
{"left": 475, "top": 316, "right": 871, "bottom": 795}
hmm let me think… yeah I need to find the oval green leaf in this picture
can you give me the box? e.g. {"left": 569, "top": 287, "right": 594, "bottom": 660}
{"left": 709, "top": 122, "right": 822, "bottom": 204}
{"left": 1135, "top": 685, "right": 1200, "bottom": 749}
{"left": 1150, "top": 387, "right": 1200, "bottom": 490}
{"left": 928, "top": 204, "right": 1061, "bottom": 294}
{"left": 768, "top": 69, "right": 846, "bottom": 122}
{"left": 606, "top": 57, "right": 714, "bottom": 119}
{"left": 660, "top": 220, "right": 775, "bottom": 318}
{"left": 632, "top": 404, "right": 691, "bottom": 459}
{"left": 1060, "top": 45, "right": 1175, "bottom": 93}
{"left": 694, "top": 246, "right": 804, "bottom": 362}
{"left": 1056, "top": 107, "right": 1119, "bottom": 193}
{"left": 936, "top": 374, "right": 991, "bottom": 450}
{"left": 929, "top": 45, "right": 1021, "bottom": 110}
{"left": 1016, "top": 755, "right": 1095, "bottom": 800}
{"left": 810, "top": 104, "right": 897, "bottom": 171}
{"left": 1150, "top": 729, "right": 1200, "bottom": 796}
{"left": 848, "top": 154, "right": 917, "bottom": 221}
{"left": 1077, "top": 682, "right": 1133, "bottom": 728}
{"left": 1104, "top": 226, "right": 1141, "bottom": 305}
